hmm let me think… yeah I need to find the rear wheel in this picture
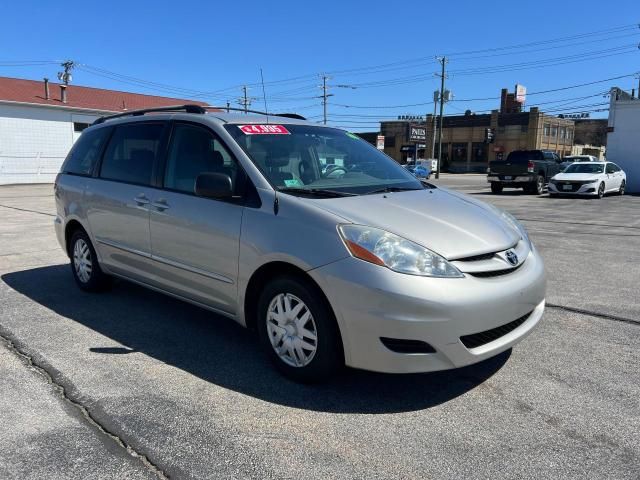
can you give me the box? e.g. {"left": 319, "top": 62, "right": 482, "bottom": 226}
{"left": 490, "top": 183, "right": 503, "bottom": 194}
{"left": 69, "top": 230, "right": 110, "bottom": 292}
{"left": 257, "top": 275, "right": 343, "bottom": 383}
{"left": 619, "top": 180, "right": 626, "bottom": 195}
{"left": 531, "top": 175, "right": 545, "bottom": 195}
{"left": 597, "top": 182, "right": 605, "bottom": 199}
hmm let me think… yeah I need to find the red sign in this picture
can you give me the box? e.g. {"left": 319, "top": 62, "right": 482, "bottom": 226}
{"left": 238, "top": 125, "right": 290, "bottom": 135}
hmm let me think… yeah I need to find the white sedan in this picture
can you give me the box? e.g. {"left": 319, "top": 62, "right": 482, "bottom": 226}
{"left": 549, "top": 161, "right": 627, "bottom": 198}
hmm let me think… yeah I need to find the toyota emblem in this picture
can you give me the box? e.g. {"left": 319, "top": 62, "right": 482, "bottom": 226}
{"left": 505, "top": 250, "right": 518, "bottom": 266}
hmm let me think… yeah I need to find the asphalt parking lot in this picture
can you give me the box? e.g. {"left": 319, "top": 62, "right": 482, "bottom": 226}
{"left": 1, "top": 177, "right": 639, "bottom": 480}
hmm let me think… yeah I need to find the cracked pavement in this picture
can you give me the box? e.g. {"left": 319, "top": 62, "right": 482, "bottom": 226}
{"left": 0, "top": 181, "right": 639, "bottom": 479}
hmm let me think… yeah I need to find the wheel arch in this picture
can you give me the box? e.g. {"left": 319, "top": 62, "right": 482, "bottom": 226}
{"left": 64, "top": 219, "right": 87, "bottom": 257}
{"left": 243, "top": 261, "right": 344, "bottom": 346}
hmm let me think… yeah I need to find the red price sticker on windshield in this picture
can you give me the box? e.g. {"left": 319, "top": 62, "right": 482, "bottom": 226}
{"left": 239, "top": 125, "right": 290, "bottom": 135}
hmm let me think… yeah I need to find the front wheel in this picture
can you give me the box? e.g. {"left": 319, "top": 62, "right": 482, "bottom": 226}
{"left": 597, "top": 182, "right": 605, "bottom": 199}
{"left": 619, "top": 180, "right": 626, "bottom": 196}
{"left": 490, "top": 182, "right": 503, "bottom": 194}
{"left": 69, "top": 230, "right": 111, "bottom": 292}
{"left": 257, "top": 275, "right": 343, "bottom": 383}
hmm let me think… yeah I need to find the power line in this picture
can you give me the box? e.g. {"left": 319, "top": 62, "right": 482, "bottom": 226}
{"left": 332, "top": 73, "right": 636, "bottom": 109}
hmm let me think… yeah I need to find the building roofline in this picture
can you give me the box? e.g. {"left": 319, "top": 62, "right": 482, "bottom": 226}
{"left": 0, "top": 99, "right": 118, "bottom": 114}
{"left": 0, "top": 74, "right": 204, "bottom": 103}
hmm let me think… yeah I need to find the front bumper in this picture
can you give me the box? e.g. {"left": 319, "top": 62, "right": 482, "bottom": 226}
{"left": 309, "top": 248, "right": 546, "bottom": 374}
{"left": 548, "top": 182, "right": 597, "bottom": 195}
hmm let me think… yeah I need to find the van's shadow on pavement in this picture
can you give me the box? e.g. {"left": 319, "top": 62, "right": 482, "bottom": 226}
{"left": 2, "top": 265, "right": 509, "bottom": 414}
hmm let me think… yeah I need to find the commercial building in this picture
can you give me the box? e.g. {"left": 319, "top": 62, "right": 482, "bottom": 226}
{"left": 606, "top": 87, "right": 640, "bottom": 193}
{"left": 0, "top": 76, "right": 207, "bottom": 184}
{"left": 375, "top": 85, "right": 620, "bottom": 171}
{"left": 381, "top": 106, "right": 576, "bottom": 172}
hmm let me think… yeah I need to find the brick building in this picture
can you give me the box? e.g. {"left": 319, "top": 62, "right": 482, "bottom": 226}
{"left": 380, "top": 87, "right": 577, "bottom": 172}
{"left": 0, "top": 76, "right": 209, "bottom": 184}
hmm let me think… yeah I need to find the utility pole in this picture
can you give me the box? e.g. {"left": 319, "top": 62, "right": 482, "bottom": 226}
{"left": 435, "top": 56, "right": 448, "bottom": 179}
{"left": 315, "top": 75, "right": 355, "bottom": 125}
{"left": 238, "top": 86, "right": 257, "bottom": 114}
{"left": 226, "top": 101, "right": 230, "bottom": 113}
{"left": 319, "top": 75, "right": 334, "bottom": 125}
{"left": 57, "top": 60, "right": 75, "bottom": 85}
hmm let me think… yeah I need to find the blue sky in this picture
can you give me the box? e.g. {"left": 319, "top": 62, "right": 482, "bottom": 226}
{"left": 2, "top": 0, "right": 639, "bottom": 130}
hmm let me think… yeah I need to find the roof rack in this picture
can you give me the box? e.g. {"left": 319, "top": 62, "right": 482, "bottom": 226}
{"left": 92, "top": 104, "right": 307, "bottom": 126}
{"left": 92, "top": 104, "right": 206, "bottom": 125}
{"left": 204, "top": 106, "right": 306, "bottom": 120}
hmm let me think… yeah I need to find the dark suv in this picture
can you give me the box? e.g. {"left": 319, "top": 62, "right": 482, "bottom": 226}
{"left": 487, "top": 150, "right": 562, "bottom": 195}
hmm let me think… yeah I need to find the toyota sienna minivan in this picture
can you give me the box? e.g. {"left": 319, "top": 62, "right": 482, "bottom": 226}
{"left": 54, "top": 105, "right": 546, "bottom": 382}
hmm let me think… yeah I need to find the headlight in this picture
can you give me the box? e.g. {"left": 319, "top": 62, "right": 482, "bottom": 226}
{"left": 499, "top": 210, "right": 531, "bottom": 248}
{"left": 338, "top": 225, "right": 463, "bottom": 278}
{"left": 585, "top": 178, "right": 598, "bottom": 183}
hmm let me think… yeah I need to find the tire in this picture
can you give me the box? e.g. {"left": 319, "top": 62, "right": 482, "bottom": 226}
{"left": 69, "top": 230, "right": 111, "bottom": 292}
{"left": 530, "top": 175, "right": 545, "bottom": 195}
{"left": 490, "top": 183, "right": 503, "bottom": 194}
{"left": 256, "top": 275, "right": 343, "bottom": 383}
{"left": 597, "top": 182, "right": 605, "bottom": 199}
{"left": 619, "top": 180, "right": 626, "bottom": 196}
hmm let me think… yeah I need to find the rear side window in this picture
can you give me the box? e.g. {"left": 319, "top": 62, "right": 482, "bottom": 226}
{"left": 100, "top": 123, "right": 165, "bottom": 185}
{"left": 62, "top": 127, "right": 111, "bottom": 176}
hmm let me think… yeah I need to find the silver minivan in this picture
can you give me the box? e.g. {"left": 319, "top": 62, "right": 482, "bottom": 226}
{"left": 54, "top": 105, "right": 546, "bottom": 382}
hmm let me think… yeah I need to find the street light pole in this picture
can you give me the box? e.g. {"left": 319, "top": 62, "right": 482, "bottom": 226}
{"left": 435, "top": 56, "right": 448, "bottom": 179}
{"left": 431, "top": 92, "right": 438, "bottom": 159}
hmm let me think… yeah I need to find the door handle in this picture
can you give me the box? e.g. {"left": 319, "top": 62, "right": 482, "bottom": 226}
{"left": 134, "top": 194, "right": 150, "bottom": 206}
{"left": 151, "top": 199, "right": 170, "bottom": 211}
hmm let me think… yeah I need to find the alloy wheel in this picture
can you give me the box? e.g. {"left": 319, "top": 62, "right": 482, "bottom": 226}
{"left": 73, "top": 238, "right": 92, "bottom": 283}
{"left": 598, "top": 183, "right": 605, "bottom": 199}
{"left": 266, "top": 293, "right": 318, "bottom": 367}
{"left": 619, "top": 181, "right": 625, "bottom": 195}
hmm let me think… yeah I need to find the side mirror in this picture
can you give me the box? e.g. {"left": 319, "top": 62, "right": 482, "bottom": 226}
{"left": 195, "top": 172, "right": 233, "bottom": 199}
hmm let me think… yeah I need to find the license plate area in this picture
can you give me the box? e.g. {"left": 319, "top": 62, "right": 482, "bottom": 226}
{"left": 562, "top": 184, "right": 573, "bottom": 190}
{"left": 504, "top": 176, "right": 512, "bottom": 180}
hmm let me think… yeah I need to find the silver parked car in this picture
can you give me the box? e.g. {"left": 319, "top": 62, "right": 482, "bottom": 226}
{"left": 54, "top": 105, "right": 546, "bottom": 382}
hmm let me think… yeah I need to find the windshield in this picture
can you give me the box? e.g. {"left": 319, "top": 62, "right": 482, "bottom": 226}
{"left": 564, "top": 156, "right": 590, "bottom": 162}
{"left": 564, "top": 163, "right": 604, "bottom": 174}
{"left": 225, "top": 124, "right": 422, "bottom": 195}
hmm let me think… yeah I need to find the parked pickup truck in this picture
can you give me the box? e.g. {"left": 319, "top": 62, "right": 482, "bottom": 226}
{"left": 487, "top": 150, "right": 562, "bottom": 195}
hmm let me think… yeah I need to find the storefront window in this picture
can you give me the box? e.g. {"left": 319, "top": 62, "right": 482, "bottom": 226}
{"left": 451, "top": 143, "right": 467, "bottom": 162}
{"left": 551, "top": 126, "right": 558, "bottom": 137}
{"left": 543, "top": 124, "right": 550, "bottom": 136}
{"left": 472, "top": 142, "right": 488, "bottom": 162}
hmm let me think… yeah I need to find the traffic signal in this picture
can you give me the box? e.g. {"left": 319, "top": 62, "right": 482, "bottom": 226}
{"left": 484, "top": 128, "right": 495, "bottom": 144}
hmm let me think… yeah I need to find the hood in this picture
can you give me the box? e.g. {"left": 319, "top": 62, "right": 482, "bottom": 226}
{"left": 553, "top": 172, "right": 601, "bottom": 181}
{"left": 307, "top": 187, "right": 520, "bottom": 259}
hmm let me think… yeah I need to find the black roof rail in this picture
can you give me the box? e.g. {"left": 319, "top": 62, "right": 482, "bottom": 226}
{"left": 92, "top": 104, "right": 206, "bottom": 125}
{"left": 204, "top": 106, "right": 306, "bottom": 120}
{"left": 274, "top": 113, "right": 306, "bottom": 120}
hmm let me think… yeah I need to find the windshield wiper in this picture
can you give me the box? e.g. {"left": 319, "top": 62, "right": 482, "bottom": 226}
{"left": 276, "top": 187, "right": 357, "bottom": 197}
{"left": 365, "top": 186, "right": 424, "bottom": 195}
